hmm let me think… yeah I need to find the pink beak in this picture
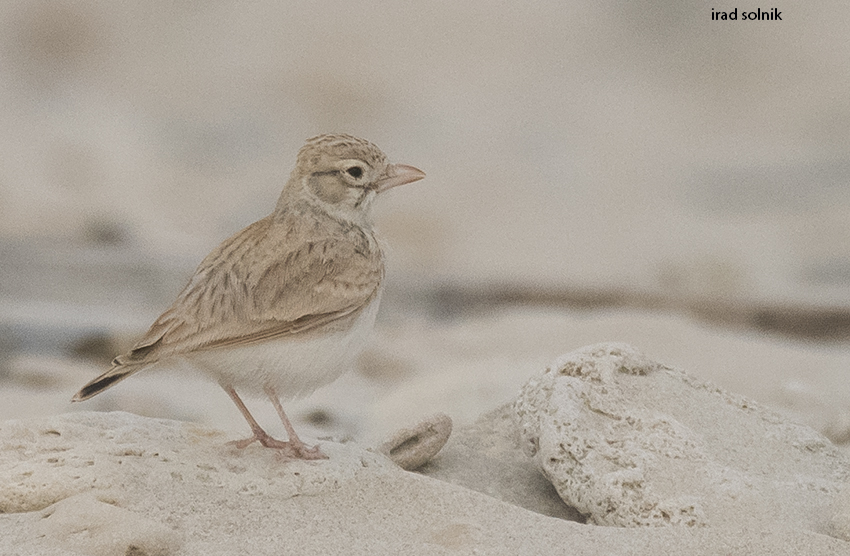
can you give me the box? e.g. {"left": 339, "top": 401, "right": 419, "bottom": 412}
{"left": 376, "top": 163, "right": 426, "bottom": 192}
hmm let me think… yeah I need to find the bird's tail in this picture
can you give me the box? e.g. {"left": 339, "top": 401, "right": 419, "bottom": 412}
{"left": 71, "top": 363, "right": 144, "bottom": 402}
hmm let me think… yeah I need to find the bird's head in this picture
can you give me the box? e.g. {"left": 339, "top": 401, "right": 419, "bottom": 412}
{"left": 280, "top": 134, "right": 425, "bottom": 224}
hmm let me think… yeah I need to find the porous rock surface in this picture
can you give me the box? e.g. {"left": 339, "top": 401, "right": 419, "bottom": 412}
{"left": 0, "top": 411, "right": 392, "bottom": 556}
{"left": 1, "top": 356, "right": 849, "bottom": 554}
{"left": 514, "top": 342, "right": 850, "bottom": 531}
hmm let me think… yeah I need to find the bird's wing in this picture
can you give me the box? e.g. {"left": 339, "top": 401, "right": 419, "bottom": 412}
{"left": 117, "top": 215, "right": 383, "bottom": 366}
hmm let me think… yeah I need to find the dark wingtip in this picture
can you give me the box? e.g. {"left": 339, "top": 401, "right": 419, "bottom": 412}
{"left": 72, "top": 372, "right": 129, "bottom": 402}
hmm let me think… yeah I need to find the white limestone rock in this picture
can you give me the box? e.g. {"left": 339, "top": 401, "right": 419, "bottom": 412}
{"left": 830, "top": 484, "right": 850, "bottom": 542}
{"left": 0, "top": 411, "right": 392, "bottom": 555}
{"left": 514, "top": 342, "right": 849, "bottom": 530}
{"left": 37, "top": 492, "right": 181, "bottom": 556}
{"left": 0, "top": 407, "right": 848, "bottom": 554}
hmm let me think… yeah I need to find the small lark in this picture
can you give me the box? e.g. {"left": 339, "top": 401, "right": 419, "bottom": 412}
{"left": 72, "top": 134, "right": 425, "bottom": 459}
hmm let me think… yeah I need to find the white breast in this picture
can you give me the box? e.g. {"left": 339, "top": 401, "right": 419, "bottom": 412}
{"left": 180, "top": 292, "right": 382, "bottom": 399}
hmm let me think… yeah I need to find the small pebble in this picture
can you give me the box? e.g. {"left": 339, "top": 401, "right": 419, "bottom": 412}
{"left": 379, "top": 413, "right": 452, "bottom": 471}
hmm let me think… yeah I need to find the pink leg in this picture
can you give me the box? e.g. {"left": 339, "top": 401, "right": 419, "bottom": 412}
{"left": 264, "top": 386, "right": 327, "bottom": 460}
{"left": 223, "top": 386, "right": 326, "bottom": 460}
{"left": 224, "top": 386, "right": 289, "bottom": 449}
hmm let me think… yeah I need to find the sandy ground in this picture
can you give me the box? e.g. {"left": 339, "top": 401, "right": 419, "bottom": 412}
{"left": 2, "top": 307, "right": 850, "bottom": 554}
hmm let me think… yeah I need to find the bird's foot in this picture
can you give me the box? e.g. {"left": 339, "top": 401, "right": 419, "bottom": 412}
{"left": 230, "top": 429, "right": 328, "bottom": 460}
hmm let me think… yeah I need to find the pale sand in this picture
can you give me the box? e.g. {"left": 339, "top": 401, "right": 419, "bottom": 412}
{"left": 2, "top": 332, "right": 850, "bottom": 554}
{"left": 0, "top": 406, "right": 848, "bottom": 556}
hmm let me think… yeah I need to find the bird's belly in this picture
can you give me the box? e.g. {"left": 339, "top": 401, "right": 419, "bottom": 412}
{"left": 183, "top": 297, "right": 380, "bottom": 399}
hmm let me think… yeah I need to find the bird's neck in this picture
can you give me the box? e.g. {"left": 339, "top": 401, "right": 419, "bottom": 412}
{"left": 274, "top": 183, "right": 374, "bottom": 231}
{"left": 273, "top": 196, "right": 375, "bottom": 238}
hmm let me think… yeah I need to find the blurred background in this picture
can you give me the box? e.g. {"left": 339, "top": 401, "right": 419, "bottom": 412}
{"left": 2, "top": 1, "right": 849, "bottom": 448}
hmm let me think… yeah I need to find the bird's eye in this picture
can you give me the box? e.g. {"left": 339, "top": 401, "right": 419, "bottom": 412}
{"left": 345, "top": 166, "right": 364, "bottom": 179}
